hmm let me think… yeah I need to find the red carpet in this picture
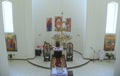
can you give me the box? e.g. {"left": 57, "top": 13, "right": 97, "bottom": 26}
{"left": 51, "top": 55, "right": 67, "bottom": 68}
{"left": 55, "top": 58, "right": 61, "bottom": 67}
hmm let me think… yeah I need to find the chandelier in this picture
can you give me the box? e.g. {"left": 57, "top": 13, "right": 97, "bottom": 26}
{"left": 52, "top": 27, "right": 72, "bottom": 42}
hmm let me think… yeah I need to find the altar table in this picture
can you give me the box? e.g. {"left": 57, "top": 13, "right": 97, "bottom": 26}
{"left": 51, "top": 68, "right": 68, "bottom": 76}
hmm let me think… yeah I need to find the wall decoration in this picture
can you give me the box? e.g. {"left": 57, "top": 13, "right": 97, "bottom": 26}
{"left": 52, "top": 12, "right": 72, "bottom": 42}
{"left": 104, "top": 34, "right": 116, "bottom": 51}
{"left": 5, "top": 33, "right": 17, "bottom": 51}
{"left": 66, "top": 18, "right": 71, "bottom": 32}
{"left": 46, "top": 18, "right": 52, "bottom": 31}
{"left": 55, "top": 16, "right": 62, "bottom": 29}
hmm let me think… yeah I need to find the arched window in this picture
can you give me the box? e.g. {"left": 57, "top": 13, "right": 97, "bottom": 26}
{"left": 105, "top": 2, "right": 118, "bottom": 34}
{"left": 104, "top": 2, "right": 118, "bottom": 51}
{"left": 2, "top": 1, "right": 14, "bottom": 33}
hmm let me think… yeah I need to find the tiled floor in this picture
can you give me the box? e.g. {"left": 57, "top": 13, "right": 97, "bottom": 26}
{"left": 9, "top": 59, "right": 115, "bottom": 76}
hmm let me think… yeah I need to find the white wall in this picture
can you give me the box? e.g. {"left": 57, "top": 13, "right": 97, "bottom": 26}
{"left": 84, "top": 0, "right": 107, "bottom": 58}
{"left": 0, "top": 1, "right": 9, "bottom": 76}
{"left": 84, "top": 0, "right": 120, "bottom": 59}
{"left": 32, "top": 0, "right": 87, "bottom": 53}
{"left": 25, "top": 0, "right": 35, "bottom": 58}
{"left": 6, "top": 0, "right": 34, "bottom": 59}
{"left": 114, "top": 14, "right": 120, "bottom": 76}
{"left": 114, "top": 1, "right": 120, "bottom": 76}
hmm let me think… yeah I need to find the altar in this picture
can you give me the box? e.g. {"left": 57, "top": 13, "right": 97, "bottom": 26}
{"left": 53, "top": 46, "right": 63, "bottom": 58}
{"left": 50, "top": 11, "right": 73, "bottom": 76}
{"left": 51, "top": 67, "right": 68, "bottom": 76}
{"left": 50, "top": 54, "right": 67, "bottom": 76}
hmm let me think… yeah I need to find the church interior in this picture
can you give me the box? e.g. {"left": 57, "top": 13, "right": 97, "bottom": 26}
{"left": 0, "top": 0, "right": 120, "bottom": 76}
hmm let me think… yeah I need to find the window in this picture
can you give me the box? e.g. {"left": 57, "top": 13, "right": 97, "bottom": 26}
{"left": 105, "top": 2, "right": 118, "bottom": 34}
{"left": 2, "top": 1, "right": 14, "bottom": 33}
{"left": 104, "top": 2, "right": 118, "bottom": 51}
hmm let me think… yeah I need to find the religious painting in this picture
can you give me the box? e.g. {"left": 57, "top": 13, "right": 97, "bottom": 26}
{"left": 43, "top": 43, "right": 50, "bottom": 55}
{"left": 46, "top": 18, "right": 52, "bottom": 31}
{"left": 104, "top": 34, "right": 116, "bottom": 51}
{"left": 66, "top": 18, "right": 71, "bottom": 32}
{"left": 55, "top": 16, "right": 62, "bottom": 30}
{"left": 67, "top": 43, "right": 73, "bottom": 54}
{"left": 5, "top": 33, "right": 17, "bottom": 51}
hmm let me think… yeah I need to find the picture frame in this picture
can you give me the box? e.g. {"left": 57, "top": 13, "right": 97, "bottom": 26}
{"left": 5, "top": 33, "right": 17, "bottom": 51}
{"left": 66, "top": 18, "right": 71, "bottom": 32}
{"left": 104, "top": 34, "right": 116, "bottom": 51}
{"left": 46, "top": 18, "right": 52, "bottom": 31}
{"left": 55, "top": 16, "right": 62, "bottom": 29}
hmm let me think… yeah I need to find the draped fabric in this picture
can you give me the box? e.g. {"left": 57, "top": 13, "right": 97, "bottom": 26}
{"left": 51, "top": 55, "right": 67, "bottom": 68}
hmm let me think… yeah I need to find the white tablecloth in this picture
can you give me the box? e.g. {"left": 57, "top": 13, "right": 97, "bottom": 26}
{"left": 51, "top": 68, "right": 68, "bottom": 76}
{"left": 53, "top": 47, "right": 63, "bottom": 51}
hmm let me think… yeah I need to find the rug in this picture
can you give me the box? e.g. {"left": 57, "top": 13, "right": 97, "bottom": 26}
{"left": 50, "top": 55, "right": 67, "bottom": 68}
